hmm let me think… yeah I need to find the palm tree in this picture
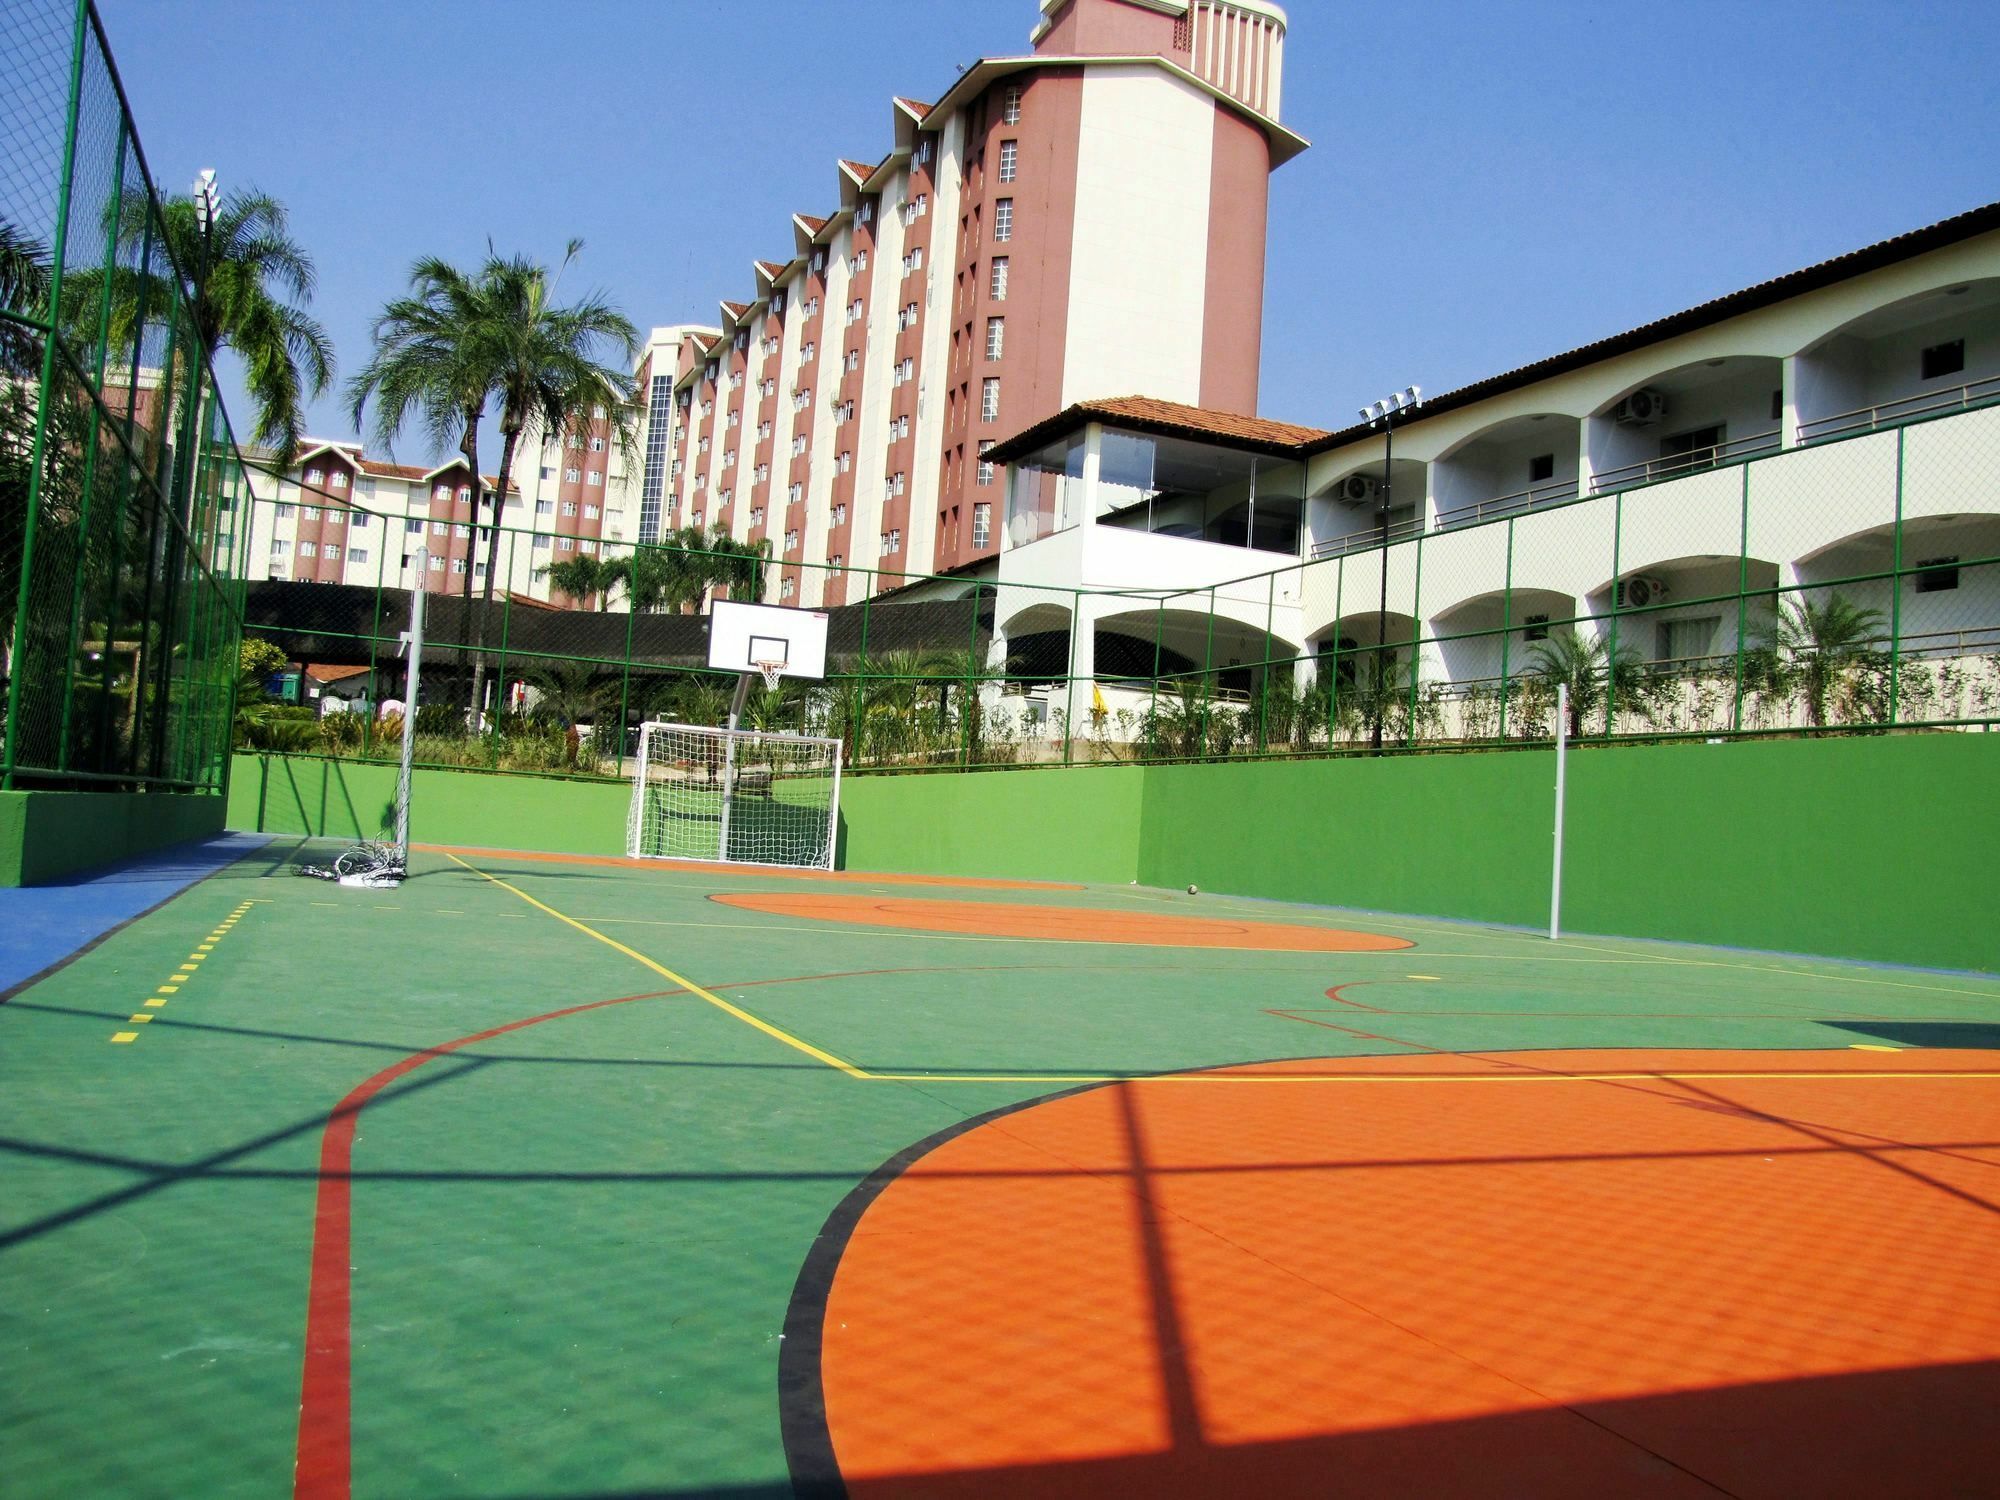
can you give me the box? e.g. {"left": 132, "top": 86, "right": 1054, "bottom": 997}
{"left": 1527, "top": 627, "right": 1649, "bottom": 739}
{"left": 349, "top": 241, "right": 639, "bottom": 710}
{"left": 539, "top": 554, "right": 619, "bottom": 609}
{"left": 1752, "top": 593, "right": 1886, "bottom": 728}
{"left": 90, "top": 187, "right": 333, "bottom": 463}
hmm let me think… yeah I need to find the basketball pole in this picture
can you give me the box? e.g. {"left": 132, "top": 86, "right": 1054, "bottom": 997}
{"left": 1549, "top": 682, "right": 1568, "bottom": 941}
{"left": 717, "top": 670, "right": 754, "bottom": 862}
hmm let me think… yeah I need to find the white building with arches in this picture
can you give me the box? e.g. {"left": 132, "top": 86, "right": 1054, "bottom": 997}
{"left": 986, "top": 200, "right": 2000, "bottom": 740}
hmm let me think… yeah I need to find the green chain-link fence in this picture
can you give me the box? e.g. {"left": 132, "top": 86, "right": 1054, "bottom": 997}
{"left": 231, "top": 391, "right": 1997, "bottom": 782}
{"left": 1, "top": 0, "right": 252, "bottom": 793}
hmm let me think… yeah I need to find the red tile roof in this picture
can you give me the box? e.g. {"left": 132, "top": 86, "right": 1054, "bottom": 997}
{"left": 986, "top": 396, "right": 1329, "bottom": 466}
{"left": 754, "top": 260, "right": 787, "bottom": 279}
{"left": 894, "top": 96, "right": 933, "bottom": 119}
{"left": 839, "top": 159, "right": 874, "bottom": 179}
{"left": 796, "top": 214, "right": 829, "bottom": 234}
{"left": 305, "top": 663, "right": 372, "bottom": 683}
{"left": 720, "top": 299, "right": 750, "bottom": 319}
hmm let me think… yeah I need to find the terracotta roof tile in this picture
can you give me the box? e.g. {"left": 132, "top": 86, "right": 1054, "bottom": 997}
{"left": 754, "top": 260, "right": 787, "bottom": 279}
{"left": 796, "top": 213, "right": 829, "bottom": 234}
{"left": 839, "top": 159, "right": 874, "bottom": 179}
{"left": 357, "top": 459, "right": 430, "bottom": 481}
{"left": 894, "top": 96, "right": 933, "bottom": 119}
{"left": 720, "top": 299, "right": 750, "bottom": 319}
{"left": 985, "top": 396, "right": 1327, "bottom": 466}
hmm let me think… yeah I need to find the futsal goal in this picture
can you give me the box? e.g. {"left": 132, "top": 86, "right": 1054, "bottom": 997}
{"left": 627, "top": 721, "right": 842, "bottom": 869}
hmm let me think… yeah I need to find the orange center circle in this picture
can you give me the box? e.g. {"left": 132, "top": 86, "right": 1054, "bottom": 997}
{"left": 801, "top": 1049, "right": 2000, "bottom": 1498}
{"left": 711, "top": 893, "right": 1415, "bottom": 952}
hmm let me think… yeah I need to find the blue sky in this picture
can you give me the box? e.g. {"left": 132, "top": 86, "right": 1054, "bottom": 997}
{"left": 97, "top": 0, "right": 2000, "bottom": 455}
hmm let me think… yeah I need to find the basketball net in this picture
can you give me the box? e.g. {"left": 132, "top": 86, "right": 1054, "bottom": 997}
{"left": 754, "top": 660, "right": 783, "bottom": 693}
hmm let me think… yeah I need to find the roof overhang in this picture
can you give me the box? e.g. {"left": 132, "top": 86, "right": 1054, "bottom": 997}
{"left": 986, "top": 398, "right": 1327, "bottom": 466}
{"left": 926, "top": 53, "right": 1308, "bottom": 167}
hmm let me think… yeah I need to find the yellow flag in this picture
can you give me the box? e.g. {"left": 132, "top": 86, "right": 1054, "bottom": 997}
{"left": 1091, "top": 683, "right": 1107, "bottom": 715}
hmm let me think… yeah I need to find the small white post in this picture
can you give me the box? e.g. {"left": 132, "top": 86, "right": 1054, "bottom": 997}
{"left": 395, "top": 553, "right": 427, "bottom": 862}
{"left": 1550, "top": 681, "right": 1568, "bottom": 941}
{"left": 718, "top": 671, "right": 754, "bottom": 862}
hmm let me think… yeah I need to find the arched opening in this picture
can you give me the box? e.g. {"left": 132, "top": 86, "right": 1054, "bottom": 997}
{"left": 1307, "top": 456, "right": 1426, "bottom": 557}
{"left": 1587, "top": 355, "right": 1784, "bottom": 493}
{"left": 1796, "top": 277, "right": 2000, "bottom": 443}
{"left": 1431, "top": 413, "right": 1583, "bottom": 529}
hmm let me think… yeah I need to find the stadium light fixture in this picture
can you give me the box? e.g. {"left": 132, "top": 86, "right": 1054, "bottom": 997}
{"left": 1359, "top": 383, "right": 1425, "bottom": 753}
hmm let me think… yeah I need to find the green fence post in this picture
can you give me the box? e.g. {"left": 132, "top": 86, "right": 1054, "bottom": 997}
{"left": 1199, "top": 587, "right": 1217, "bottom": 756}
{"left": 490, "top": 543, "right": 513, "bottom": 770}
{"left": 1888, "top": 426, "right": 1906, "bottom": 726}
{"left": 1734, "top": 462, "right": 1751, "bottom": 731}
{"left": 1257, "top": 572, "right": 1276, "bottom": 753}
{"left": 1062, "top": 598, "right": 1079, "bottom": 767}
{"left": 617, "top": 556, "right": 638, "bottom": 775}
{"left": 1604, "top": 492, "right": 1624, "bottom": 739}
{"left": 959, "top": 582, "right": 983, "bottom": 768}
{"left": 0, "top": 0, "right": 89, "bottom": 789}
{"left": 363, "top": 540, "right": 386, "bottom": 755}
{"left": 1328, "top": 556, "right": 1344, "bottom": 746}
{"left": 1498, "top": 519, "right": 1515, "bottom": 741}
{"left": 1406, "top": 532, "right": 1425, "bottom": 746}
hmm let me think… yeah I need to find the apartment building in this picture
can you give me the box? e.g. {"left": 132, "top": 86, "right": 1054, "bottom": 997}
{"left": 988, "top": 200, "right": 2000, "bottom": 733}
{"left": 240, "top": 400, "right": 629, "bottom": 606}
{"left": 633, "top": 0, "right": 1302, "bottom": 610}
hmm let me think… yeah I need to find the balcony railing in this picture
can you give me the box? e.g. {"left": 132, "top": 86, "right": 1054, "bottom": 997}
{"left": 1434, "top": 478, "right": 1580, "bottom": 531}
{"left": 1309, "top": 515, "right": 1425, "bottom": 559}
{"left": 1588, "top": 429, "right": 1781, "bottom": 494}
{"left": 1796, "top": 374, "right": 2000, "bottom": 445}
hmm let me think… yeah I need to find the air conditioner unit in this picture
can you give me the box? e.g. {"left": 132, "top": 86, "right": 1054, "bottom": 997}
{"left": 1613, "top": 388, "right": 1668, "bottom": 426}
{"left": 1617, "top": 575, "right": 1668, "bottom": 609}
{"left": 1338, "top": 473, "right": 1379, "bottom": 504}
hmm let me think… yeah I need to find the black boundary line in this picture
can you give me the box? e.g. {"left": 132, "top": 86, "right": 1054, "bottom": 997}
{"left": 777, "top": 1079, "right": 1107, "bottom": 1498}
{"left": 0, "top": 835, "right": 276, "bottom": 1007}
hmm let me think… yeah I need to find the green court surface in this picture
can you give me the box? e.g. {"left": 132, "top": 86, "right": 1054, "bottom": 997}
{"left": 3, "top": 842, "right": 1999, "bottom": 1499}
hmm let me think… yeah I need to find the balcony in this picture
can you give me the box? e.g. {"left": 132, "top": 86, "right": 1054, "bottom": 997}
{"left": 1798, "top": 372, "right": 2000, "bottom": 445}
{"left": 1588, "top": 427, "right": 1781, "bottom": 493}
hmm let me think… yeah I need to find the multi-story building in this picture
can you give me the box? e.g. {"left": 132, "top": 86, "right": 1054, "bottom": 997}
{"left": 240, "top": 396, "right": 633, "bottom": 605}
{"left": 632, "top": 0, "right": 1303, "bottom": 608}
{"left": 986, "top": 200, "right": 2000, "bottom": 733}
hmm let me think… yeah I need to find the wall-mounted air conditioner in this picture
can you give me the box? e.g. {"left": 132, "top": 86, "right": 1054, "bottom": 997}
{"left": 1612, "top": 388, "right": 1668, "bottom": 426}
{"left": 1337, "top": 473, "right": 1379, "bottom": 504}
{"left": 1616, "top": 575, "right": 1668, "bottom": 609}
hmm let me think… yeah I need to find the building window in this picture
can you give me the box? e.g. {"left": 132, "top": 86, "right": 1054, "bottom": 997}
{"left": 972, "top": 502, "right": 991, "bottom": 548}
{"left": 998, "top": 140, "right": 1018, "bottom": 182}
{"left": 428, "top": 555, "right": 445, "bottom": 571}
{"left": 268, "top": 539, "right": 285, "bottom": 558}
{"left": 458, "top": 486, "right": 472, "bottom": 503}
{"left": 829, "top": 554, "right": 843, "bottom": 569}
{"left": 305, "top": 468, "right": 324, "bottom": 486}
{"left": 350, "top": 512, "right": 369, "bottom": 529}
{"left": 452, "top": 557, "right": 468, "bottom": 574}
{"left": 785, "top": 529, "right": 799, "bottom": 552}
{"left": 833, "top": 502, "right": 847, "bottom": 526}
{"left": 558, "top": 537, "right": 575, "bottom": 552}
{"left": 993, "top": 199, "right": 1013, "bottom": 241}
{"left": 981, "top": 378, "right": 1000, "bottom": 422}
{"left": 565, "top": 467, "right": 581, "bottom": 483}
{"left": 536, "top": 500, "right": 554, "bottom": 516}
{"left": 1003, "top": 87, "right": 1022, "bottom": 125}
{"left": 1528, "top": 453, "right": 1555, "bottom": 483}
{"left": 1915, "top": 556, "right": 1960, "bottom": 593}
{"left": 590, "top": 436, "right": 605, "bottom": 452}
{"left": 303, "top": 505, "right": 322, "bottom": 520}
{"left": 585, "top": 503, "right": 600, "bottom": 518}
{"left": 299, "top": 541, "right": 317, "bottom": 558}
{"left": 986, "top": 317, "right": 1005, "bottom": 361}
{"left": 275, "top": 503, "right": 295, "bottom": 519}
{"left": 405, "top": 518, "right": 423, "bottom": 535}
{"left": 1920, "top": 339, "right": 1965, "bottom": 381}
{"left": 431, "top": 521, "right": 449, "bottom": 536}
{"left": 781, "top": 576, "right": 796, "bottom": 601}
{"left": 883, "top": 528, "right": 901, "bottom": 554}
{"left": 916, "top": 136, "right": 933, "bottom": 165}
{"left": 837, "top": 451, "right": 851, "bottom": 474}
{"left": 330, "top": 471, "right": 348, "bottom": 489}
{"left": 324, "top": 543, "right": 341, "bottom": 562}
{"left": 977, "top": 439, "right": 996, "bottom": 485}
{"left": 562, "top": 501, "right": 578, "bottom": 517}
{"left": 433, "top": 484, "right": 450, "bottom": 502}
{"left": 349, "top": 548, "right": 368, "bottom": 565}
{"left": 1523, "top": 614, "right": 1550, "bottom": 641}
{"left": 587, "top": 470, "right": 603, "bottom": 486}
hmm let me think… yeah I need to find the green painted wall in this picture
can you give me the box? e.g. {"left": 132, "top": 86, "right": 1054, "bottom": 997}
{"left": 225, "top": 736, "right": 1999, "bottom": 971}
{"left": 0, "top": 788, "right": 226, "bottom": 886}
{"left": 229, "top": 754, "right": 629, "bottom": 857}
{"left": 1140, "top": 735, "right": 2000, "bottom": 973}
{"left": 838, "top": 764, "right": 1145, "bottom": 885}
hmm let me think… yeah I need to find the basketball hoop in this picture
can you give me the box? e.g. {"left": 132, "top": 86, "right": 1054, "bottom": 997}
{"left": 753, "top": 659, "right": 784, "bottom": 693}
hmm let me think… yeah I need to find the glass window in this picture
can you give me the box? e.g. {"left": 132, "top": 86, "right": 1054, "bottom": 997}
{"left": 981, "top": 378, "right": 1000, "bottom": 422}
{"left": 999, "top": 140, "right": 1018, "bottom": 182}
{"left": 993, "top": 199, "right": 1013, "bottom": 241}
{"left": 986, "top": 318, "right": 1005, "bottom": 361}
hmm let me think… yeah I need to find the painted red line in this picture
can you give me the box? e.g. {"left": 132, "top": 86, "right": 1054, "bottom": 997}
{"left": 1323, "top": 979, "right": 1390, "bottom": 1012}
{"left": 293, "top": 989, "right": 684, "bottom": 1500}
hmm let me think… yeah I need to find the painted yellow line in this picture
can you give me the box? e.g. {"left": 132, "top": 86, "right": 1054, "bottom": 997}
{"left": 866, "top": 1068, "right": 2000, "bottom": 1085}
{"left": 444, "top": 853, "right": 869, "bottom": 1079}
{"left": 144, "top": 999, "right": 167, "bottom": 1008}
{"left": 128, "top": 1014, "right": 151, "bottom": 1024}
{"left": 1408, "top": 974, "right": 1443, "bottom": 981}
{"left": 110, "top": 1032, "right": 137, "bottom": 1044}
{"left": 1851, "top": 1043, "right": 1902, "bottom": 1052}
{"left": 158, "top": 983, "right": 180, "bottom": 992}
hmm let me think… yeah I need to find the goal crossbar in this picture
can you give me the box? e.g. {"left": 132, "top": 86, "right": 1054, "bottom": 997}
{"left": 627, "top": 721, "right": 843, "bottom": 870}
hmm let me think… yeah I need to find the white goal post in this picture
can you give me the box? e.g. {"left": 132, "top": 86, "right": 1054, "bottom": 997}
{"left": 627, "top": 721, "right": 843, "bottom": 870}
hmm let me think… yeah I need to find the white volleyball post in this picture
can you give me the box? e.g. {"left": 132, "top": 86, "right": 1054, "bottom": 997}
{"left": 1550, "top": 682, "right": 1568, "bottom": 941}
{"left": 394, "top": 551, "right": 427, "bottom": 863}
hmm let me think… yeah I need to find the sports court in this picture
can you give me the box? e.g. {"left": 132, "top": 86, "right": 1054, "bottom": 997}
{"left": 5, "top": 835, "right": 1998, "bottom": 1498}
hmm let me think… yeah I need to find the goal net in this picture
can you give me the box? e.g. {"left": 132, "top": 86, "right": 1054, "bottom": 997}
{"left": 627, "top": 721, "right": 843, "bottom": 869}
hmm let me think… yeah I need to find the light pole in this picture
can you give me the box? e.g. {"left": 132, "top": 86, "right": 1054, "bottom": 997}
{"left": 1358, "top": 385, "right": 1422, "bottom": 753}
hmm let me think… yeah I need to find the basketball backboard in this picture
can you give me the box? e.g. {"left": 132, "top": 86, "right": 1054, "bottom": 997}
{"left": 708, "top": 599, "right": 829, "bottom": 681}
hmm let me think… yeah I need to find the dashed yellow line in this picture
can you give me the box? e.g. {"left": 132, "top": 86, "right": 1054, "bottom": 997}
{"left": 110, "top": 898, "right": 257, "bottom": 1046}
